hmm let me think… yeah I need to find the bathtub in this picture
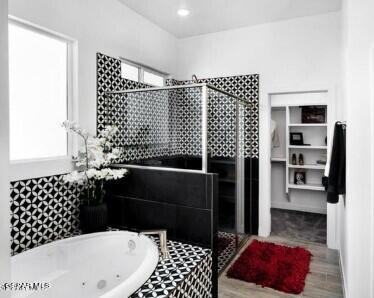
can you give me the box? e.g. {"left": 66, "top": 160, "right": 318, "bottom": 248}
{"left": 11, "top": 231, "right": 159, "bottom": 298}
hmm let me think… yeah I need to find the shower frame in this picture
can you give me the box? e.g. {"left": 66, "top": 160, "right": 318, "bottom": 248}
{"left": 105, "top": 83, "right": 251, "bottom": 174}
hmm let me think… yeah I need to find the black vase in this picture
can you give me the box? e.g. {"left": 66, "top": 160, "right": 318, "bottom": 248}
{"left": 80, "top": 203, "right": 108, "bottom": 234}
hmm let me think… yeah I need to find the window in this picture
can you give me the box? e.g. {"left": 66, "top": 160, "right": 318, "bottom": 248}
{"left": 120, "top": 62, "right": 139, "bottom": 82}
{"left": 120, "top": 59, "right": 166, "bottom": 87}
{"left": 143, "top": 70, "right": 165, "bottom": 87}
{"left": 9, "top": 21, "right": 72, "bottom": 161}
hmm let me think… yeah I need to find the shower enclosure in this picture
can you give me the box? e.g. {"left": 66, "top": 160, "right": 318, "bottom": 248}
{"left": 104, "top": 83, "right": 251, "bottom": 273}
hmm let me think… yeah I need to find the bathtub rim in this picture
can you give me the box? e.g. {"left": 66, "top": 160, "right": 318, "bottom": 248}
{"left": 11, "top": 230, "right": 160, "bottom": 298}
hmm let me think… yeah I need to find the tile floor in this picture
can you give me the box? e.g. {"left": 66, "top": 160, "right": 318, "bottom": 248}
{"left": 219, "top": 236, "right": 343, "bottom": 298}
{"left": 218, "top": 231, "right": 247, "bottom": 274}
{"left": 271, "top": 208, "right": 327, "bottom": 244}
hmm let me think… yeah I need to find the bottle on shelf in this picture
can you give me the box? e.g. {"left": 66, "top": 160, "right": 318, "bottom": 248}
{"left": 298, "top": 154, "right": 304, "bottom": 165}
{"left": 291, "top": 154, "right": 297, "bottom": 165}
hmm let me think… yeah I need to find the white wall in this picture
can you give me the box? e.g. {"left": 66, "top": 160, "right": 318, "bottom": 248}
{"left": 0, "top": 0, "right": 10, "bottom": 291}
{"left": 9, "top": 0, "right": 178, "bottom": 137}
{"left": 177, "top": 12, "right": 342, "bottom": 237}
{"left": 177, "top": 12, "right": 341, "bottom": 87}
{"left": 341, "top": 0, "right": 374, "bottom": 296}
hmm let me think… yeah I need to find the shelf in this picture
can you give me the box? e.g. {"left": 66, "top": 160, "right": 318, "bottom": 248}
{"left": 289, "top": 164, "right": 325, "bottom": 170}
{"left": 289, "top": 145, "right": 327, "bottom": 150}
{"left": 271, "top": 157, "right": 286, "bottom": 162}
{"left": 288, "top": 123, "right": 327, "bottom": 127}
{"left": 288, "top": 183, "right": 325, "bottom": 191}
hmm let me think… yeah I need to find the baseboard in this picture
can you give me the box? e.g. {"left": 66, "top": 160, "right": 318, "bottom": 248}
{"left": 271, "top": 202, "right": 327, "bottom": 214}
{"left": 339, "top": 250, "right": 347, "bottom": 298}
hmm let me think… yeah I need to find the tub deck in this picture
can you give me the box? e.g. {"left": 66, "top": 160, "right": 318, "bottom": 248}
{"left": 131, "top": 237, "right": 212, "bottom": 298}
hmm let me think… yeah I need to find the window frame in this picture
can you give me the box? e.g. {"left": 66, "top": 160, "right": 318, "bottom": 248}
{"left": 8, "top": 17, "right": 78, "bottom": 181}
{"left": 120, "top": 57, "right": 168, "bottom": 87}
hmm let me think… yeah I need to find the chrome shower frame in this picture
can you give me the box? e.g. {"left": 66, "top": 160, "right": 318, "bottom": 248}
{"left": 105, "top": 82, "right": 251, "bottom": 175}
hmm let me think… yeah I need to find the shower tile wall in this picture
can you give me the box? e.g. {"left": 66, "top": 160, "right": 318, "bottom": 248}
{"left": 169, "top": 75, "right": 259, "bottom": 159}
{"left": 98, "top": 52, "right": 205, "bottom": 161}
{"left": 105, "top": 87, "right": 203, "bottom": 161}
{"left": 207, "top": 89, "right": 237, "bottom": 158}
{"left": 97, "top": 53, "right": 149, "bottom": 134}
{"left": 97, "top": 52, "right": 259, "bottom": 160}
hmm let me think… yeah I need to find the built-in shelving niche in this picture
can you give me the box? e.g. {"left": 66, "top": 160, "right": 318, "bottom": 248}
{"left": 270, "top": 91, "right": 329, "bottom": 215}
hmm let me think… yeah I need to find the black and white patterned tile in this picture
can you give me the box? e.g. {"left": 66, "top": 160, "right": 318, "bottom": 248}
{"left": 131, "top": 238, "right": 212, "bottom": 298}
{"left": 201, "top": 75, "right": 259, "bottom": 159}
{"left": 217, "top": 231, "right": 246, "bottom": 274}
{"left": 207, "top": 89, "right": 237, "bottom": 158}
{"left": 169, "top": 254, "right": 212, "bottom": 298}
{"left": 104, "top": 87, "right": 203, "bottom": 161}
{"left": 97, "top": 53, "right": 149, "bottom": 135}
{"left": 97, "top": 53, "right": 259, "bottom": 161}
{"left": 10, "top": 175, "right": 83, "bottom": 255}
{"left": 170, "top": 75, "right": 259, "bottom": 159}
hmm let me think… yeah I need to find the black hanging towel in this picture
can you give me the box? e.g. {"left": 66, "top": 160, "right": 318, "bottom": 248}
{"left": 326, "top": 122, "right": 346, "bottom": 203}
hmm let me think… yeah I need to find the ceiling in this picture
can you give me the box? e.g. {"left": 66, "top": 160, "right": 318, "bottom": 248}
{"left": 118, "top": 0, "right": 341, "bottom": 38}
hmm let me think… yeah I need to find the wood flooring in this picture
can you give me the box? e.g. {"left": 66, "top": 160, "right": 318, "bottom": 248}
{"left": 218, "top": 236, "right": 344, "bottom": 298}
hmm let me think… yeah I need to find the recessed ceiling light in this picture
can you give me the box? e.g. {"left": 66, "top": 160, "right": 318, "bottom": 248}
{"left": 177, "top": 9, "right": 190, "bottom": 17}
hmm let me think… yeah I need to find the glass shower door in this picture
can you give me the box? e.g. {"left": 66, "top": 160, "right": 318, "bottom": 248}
{"left": 207, "top": 88, "right": 239, "bottom": 274}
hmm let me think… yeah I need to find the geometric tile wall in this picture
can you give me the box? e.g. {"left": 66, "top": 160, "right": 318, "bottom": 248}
{"left": 105, "top": 84, "right": 245, "bottom": 160}
{"left": 97, "top": 52, "right": 259, "bottom": 160}
{"left": 10, "top": 175, "right": 83, "bottom": 255}
{"left": 104, "top": 87, "right": 203, "bottom": 161}
{"left": 97, "top": 53, "right": 149, "bottom": 135}
{"left": 207, "top": 88, "right": 238, "bottom": 158}
{"left": 105, "top": 92, "right": 178, "bottom": 161}
{"left": 171, "top": 75, "right": 259, "bottom": 158}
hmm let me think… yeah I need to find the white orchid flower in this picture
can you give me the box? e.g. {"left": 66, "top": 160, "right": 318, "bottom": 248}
{"left": 63, "top": 171, "right": 86, "bottom": 185}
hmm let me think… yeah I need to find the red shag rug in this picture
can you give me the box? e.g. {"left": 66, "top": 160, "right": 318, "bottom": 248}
{"left": 227, "top": 240, "right": 312, "bottom": 294}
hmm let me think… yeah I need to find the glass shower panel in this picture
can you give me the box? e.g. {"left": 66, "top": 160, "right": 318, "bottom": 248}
{"left": 104, "top": 87, "right": 203, "bottom": 170}
{"left": 207, "top": 88, "right": 238, "bottom": 273}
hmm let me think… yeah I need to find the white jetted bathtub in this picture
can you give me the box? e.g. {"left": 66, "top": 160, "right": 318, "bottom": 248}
{"left": 11, "top": 231, "right": 159, "bottom": 298}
